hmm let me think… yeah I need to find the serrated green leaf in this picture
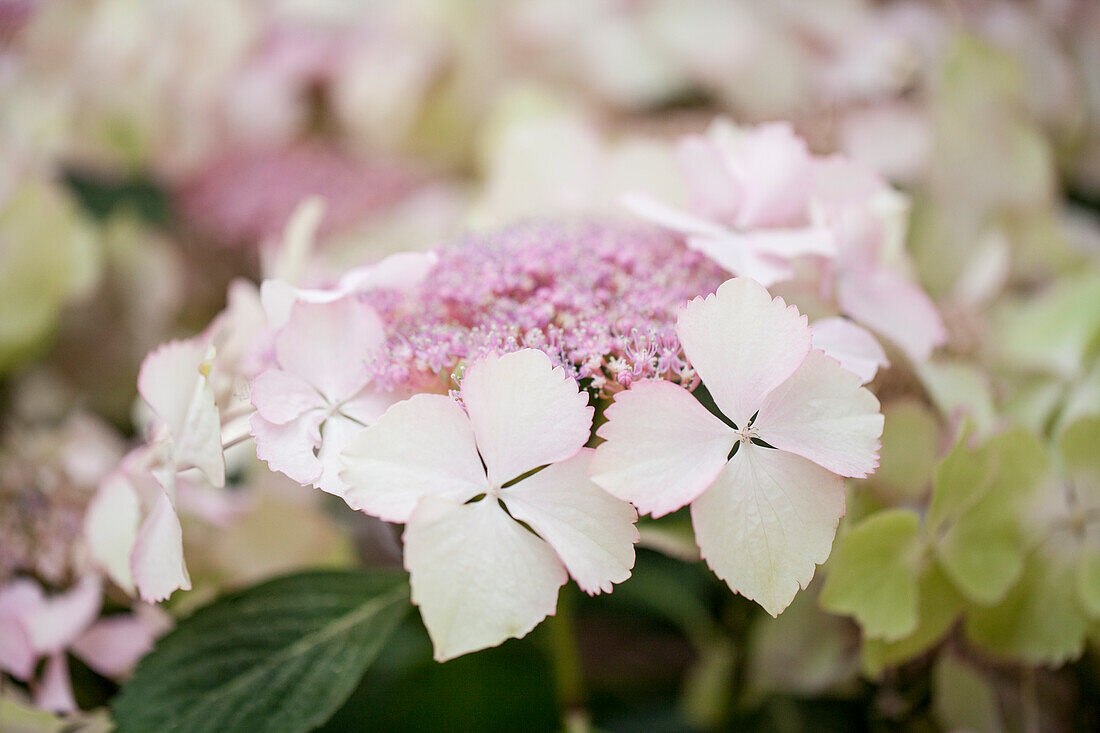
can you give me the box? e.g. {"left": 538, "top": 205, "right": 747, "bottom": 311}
{"left": 929, "top": 428, "right": 994, "bottom": 530}
{"left": 966, "top": 550, "right": 1090, "bottom": 665}
{"left": 819, "top": 510, "right": 922, "bottom": 641}
{"left": 866, "top": 400, "right": 941, "bottom": 503}
{"left": 113, "top": 569, "right": 411, "bottom": 733}
{"left": 932, "top": 653, "right": 1004, "bottom": 733}
{"left": 860, "top": 561, "right": 964, "bottom": 676}
{"left": 932, "top": 428, "right": 1047, "bottom": 605}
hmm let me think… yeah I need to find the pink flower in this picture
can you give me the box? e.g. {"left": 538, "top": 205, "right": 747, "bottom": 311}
{"left": 250, "top": 297, "right": 399, "bottom": 500}
{"left": 623, "top": 120, "right": 836, "bottom": 287}
{"left": 88, "top": 338, "right": 227, "bottom": 604}
{"left": 137, "top": 339, "right": 226, "bottom": 488}
{"left": 810, "top": 155, "right": 946, "bottom": 363}
{"left": 811, "top": 317, "right": 889, "bottom": 384}
{"left": 340, "top": 349, "right": 638, "bottom": 661}
{"left": 591, "top": 278, "right": 883, "bottom": 615}
{"left": 85, "top": 447, "right": 190, "bottom": 603}
{"left": 0, "top": 575, "right": 165, "bottom": 713}
{"left": 175, "top": 146, "right": 423, "bottom": 249}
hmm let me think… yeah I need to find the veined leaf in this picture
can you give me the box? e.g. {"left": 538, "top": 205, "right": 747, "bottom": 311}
{"left": 113, "top": 569, "right": 411, "bottom": 733}
{"left": 819, "top": 510, "right": 922, "bottom": 641}
{"left": 965, "top": 550, "right": 1090, "bottom": 665}
{"left": 860, "top": 561, "right": 964, "bottom": 676}
{"left": 932, "top": 428, "right": 1047, "bottom": 605}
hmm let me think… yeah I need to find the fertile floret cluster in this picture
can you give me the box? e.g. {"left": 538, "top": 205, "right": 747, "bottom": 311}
{"left": 364, "top": 222, "right": 728, "bottom": 395}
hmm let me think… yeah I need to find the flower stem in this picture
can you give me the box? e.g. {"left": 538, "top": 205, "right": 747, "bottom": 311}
{"left": 547, "top": 588, "right": 590, "bottom": 732}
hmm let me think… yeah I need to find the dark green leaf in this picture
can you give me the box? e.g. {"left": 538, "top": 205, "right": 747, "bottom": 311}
{"left": 114, "top": 569, "right": 410, "bottom": 733}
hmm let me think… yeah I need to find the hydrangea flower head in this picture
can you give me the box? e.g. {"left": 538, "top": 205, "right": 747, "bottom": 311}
{"left": 591, "top": 278, "right": 883, "bottom": 615}
{"left": 364, "top": 222, "right": 728, "bottom": 395}
{"left": 341, "top": 349, "right": 639, "bottom": 661}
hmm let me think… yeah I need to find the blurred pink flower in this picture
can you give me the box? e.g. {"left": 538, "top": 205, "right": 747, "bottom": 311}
{"left": 175, "top": 146, "right": 423, "bottom": 248}
{"left": 623, "top": 121, "right": 835, "bottom": 287}
{"left": 0, "top": 574, "right": 166, "bottom": 713}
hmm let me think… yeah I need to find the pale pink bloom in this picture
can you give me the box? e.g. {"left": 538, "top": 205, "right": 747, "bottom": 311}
{"left": 591, "top": 278, "right": 882, "bottom": 616}
{"left": 100, "top": 337, "right": 228, "bottom": 603}
{"left": 341, "top": 349, "right": 638, "bottom": 661}
{"left": 175, "top": 146, "right": 422, "bottom": 249}
{"left": 623, "top": 120, "right": 835, "bottom": 287}
{"left": 0, "top": 575, "right": 165, "bottom": 713}
{"left": 137, "top": 338, "right": 226, "bottom": 488}
{"left": 810, "top": 156, "right": 946, "bottom": 363}
{"left": 259, "top": 250, "right": 439, "bottom": 332}
{"left": 834, "top": 260, "right": 947, "bottom": 363}
{"left": 811, "top": 317, "right": 889, "bottom": 384}
{"left": 85, "top": 447, "right": 189, "bottom": 603}
{"left": 250, "top": 297, "right": 398, "bottom": 500}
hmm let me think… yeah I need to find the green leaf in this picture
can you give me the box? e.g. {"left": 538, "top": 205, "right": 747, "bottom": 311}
{"left": 1061, "top": 417, "right": 1100, "bottom": 619}
{"left": 966, "top": 550, "right": 1091, "bottom": 665}
{"left": 917, "top": 360, "right": 997, "bottom": 437}
{"left": 992, "top": 272, "right": 1100, "bottom": 379}
{"left": 860, "top": 561, "right": 965, "bottom": 676}
{"left": 819, "top": 510, "right": 922, "bottom": 641}
{"left": 323, "top": 616, "right": 559, "bottom": 733}
{"left": 932, "top": 428, "right": 1047, "bottom": 605}
{"left": 1059, "top": 416, "right": 1100, "bottom": 487}
{"left": 932, "top": 653, "right": 1004, "bottom": 733}
{"left": 113, "top": 569, "right": 411, "bottom": 733}
{"left": 928, "top": 427, "right": 994, "bottom": 530}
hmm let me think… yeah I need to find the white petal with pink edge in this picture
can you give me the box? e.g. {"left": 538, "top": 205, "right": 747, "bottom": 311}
{"left": 340, "top": 394, "right": 488, "bottom": 522}
{"left": 315, "top": 414, "right": 369, "bottom": 498}
{"left": 811, "top": 317, "right": 890, "bottom": 384}
{"left": 85, "top": 473, "right": 142, "bottom": 594}
{"left": 250, "top": 368, "right": 324, "bottom": 424}
{"left": 251, "top": 410, "right": 326, "bottom": 486}
{"left": 503, "top": 450, "right": 638, "bottom": 595}
{"left": 753, "top": 349, "right": 883, "bottom": 478}
{"left": 837, "top": 265, "right": 946, "bottom": 364}
{"left": 274, "top": 297, "right": 385, "bottom": 402}
{"left": 403, "top": 495, "right": 567, "bottom": 662}
{"left": 684, "top": 234, "right": 794, "bottom": 287}
{"left": 590, "top": 380, "right": 734, "bottom": 518}
{"left": 138, "top": 339, "right": 225, "bottom": 486}
{"left": 691, "top": 443, "right": 846, "bottom": 616}
{"left": 131, "top": 491, "right": 191, "bottom": 604}
{"left": 677, "top": 278, "right": 812, "bottom": 427}
{"left": 619, "top": 191, "right": 728, "bottom": 238}
{"left": 460, "top": 349, "right": 592, "bottom": 487}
